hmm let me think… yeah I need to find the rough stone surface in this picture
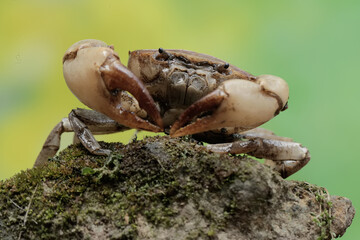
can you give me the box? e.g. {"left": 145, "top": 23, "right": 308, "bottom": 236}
{"left": 0, "top": 136, "right": 355, "bottom": 239}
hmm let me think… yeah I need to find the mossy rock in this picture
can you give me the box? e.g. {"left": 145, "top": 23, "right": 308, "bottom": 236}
{"left": 0, "top": 136, "right": 354, "bottom": 239}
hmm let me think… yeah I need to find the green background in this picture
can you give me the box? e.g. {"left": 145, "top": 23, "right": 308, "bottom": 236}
{"left": 0, "top": 0, "right": 358, "bottom": 238}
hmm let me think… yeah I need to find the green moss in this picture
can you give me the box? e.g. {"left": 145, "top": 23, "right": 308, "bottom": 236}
{"left": 292, "top": 182, "right": 334, "bottom": 240}
{"left": 0, "top": 136, "right": 246, "bottom": 239}
{"left": 0, "top": 136, "right": 339, "bottom": 239}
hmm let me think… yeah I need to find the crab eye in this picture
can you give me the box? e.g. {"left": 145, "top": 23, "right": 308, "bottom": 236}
{"left": 156, "top": 48, "right": 172, "bottom": 61}
{"left": 110, "top": 88, "right": 120, "bottom": 96}
{"left": 215, "top": 63, "right": 230, "bottom": 74}
{"left": 281, "top": 101, "right": 288, "bottom": 111}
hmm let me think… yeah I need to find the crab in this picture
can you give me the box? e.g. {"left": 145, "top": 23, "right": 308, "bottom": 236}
{"left": 35, "top": 39, "right": 310, "bottom": 178}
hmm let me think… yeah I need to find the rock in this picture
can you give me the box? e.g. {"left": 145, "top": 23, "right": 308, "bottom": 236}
{"left": 0, "top": 136, "right": 354, "bottom": 239}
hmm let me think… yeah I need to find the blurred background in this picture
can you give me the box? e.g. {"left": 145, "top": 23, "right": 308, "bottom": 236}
{"left": 0, "top": 0, "right": 358, "bottom": 238}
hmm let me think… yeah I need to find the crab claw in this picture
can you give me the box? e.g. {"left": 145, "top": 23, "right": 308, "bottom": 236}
{"left": 63, "top": 39, "right": 163, "bottom": 132}
{"left": 170, "top": 75, "right": 289, "bottom": 137}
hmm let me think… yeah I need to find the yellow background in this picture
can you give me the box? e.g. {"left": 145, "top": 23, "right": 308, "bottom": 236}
{"left": 0, "top": 1, "right": 359, "bottom": 238}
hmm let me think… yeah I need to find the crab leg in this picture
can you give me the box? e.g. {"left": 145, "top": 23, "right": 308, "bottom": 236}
{"left": 233, "top": 127, "right": 293, "bottom": 142}
{"left": 197, "top": 128, "right": 310, "bottom": 178}
{"left": 241, "top": 128, "right": 310, "bottom": 178}
{"left": 68, "top": 111, "right": 112, "bottom": 156}
{"left": 34, "top": 109, "right": 129, "bottom": 167}
{"left": 34, "top": 119, "right": 71, "bottom": 167}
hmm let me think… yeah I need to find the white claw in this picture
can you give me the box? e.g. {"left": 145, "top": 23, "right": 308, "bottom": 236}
{"left": 63, "top": 40, "right": 115, "bottom": 113}
{"left": 171, "top": 75, "right": 289, "bottom": 136}
{"left": 215, "top": 77, "right": 288, "bottom": 129}
{"left": 62, "top": 39, "right": 163, "bottom": 132}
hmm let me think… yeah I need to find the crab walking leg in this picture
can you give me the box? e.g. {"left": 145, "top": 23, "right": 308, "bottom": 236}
{"left": 34, "top": 109, "right": 130, "bottom": 167}
{"left": 236, "top": 127, "right": 293, "bottom": 142}
{"left": 205, "top": 134, "right": 310, "bottom": 178}
{"left": 73, "top": 134, "right": 81, "bottom": 144}
{"left": 69, "top": 109, "right": 130, "bottom": 157}
{"left": 34, "top": 118, "right": 72, "bottom": 167}
{"left": 68, "top": 111, "right": 113, "bottom": 158}
{"left": 237, "top": 128, "right": 309, "bottom": 177}
{"left": 192, "top": 127, "right": 293, "bottom": 144}
{"left": 70, "top": 108, "right": 130, "bottom": 135}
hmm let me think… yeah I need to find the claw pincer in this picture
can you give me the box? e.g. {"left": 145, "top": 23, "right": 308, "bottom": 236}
{"left": 63, "top": 39, "right": 163, "bottom": 132}
{"left": 170, "top": 75, "right": 289, "bottom": 137}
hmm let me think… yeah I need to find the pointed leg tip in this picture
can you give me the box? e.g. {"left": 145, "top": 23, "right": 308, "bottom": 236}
{"left": 282, "top": 157, "right": 310, "bottom": 178}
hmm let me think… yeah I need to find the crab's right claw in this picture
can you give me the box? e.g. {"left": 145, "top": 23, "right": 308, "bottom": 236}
{"left": 99, "top": 59, "right": 164, "bottom": 131}
{"left": 170, "top": 75, "right": 289, "bottom": 137}
{"left": 63, "top": 39, "right": 163, "bottom": 132}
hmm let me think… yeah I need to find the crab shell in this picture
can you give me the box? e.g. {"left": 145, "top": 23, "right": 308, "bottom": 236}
{"left": 62, "top": 39, "right": 289, "bottom": 137}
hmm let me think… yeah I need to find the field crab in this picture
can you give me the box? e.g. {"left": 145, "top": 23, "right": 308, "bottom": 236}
{"left": 35, "top": 39, "right": 310, "bottom": 178}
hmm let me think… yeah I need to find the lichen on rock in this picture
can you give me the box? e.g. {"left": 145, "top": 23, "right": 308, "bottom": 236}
{"left": 0, "top": 136, "right": 355, "bottom": 239}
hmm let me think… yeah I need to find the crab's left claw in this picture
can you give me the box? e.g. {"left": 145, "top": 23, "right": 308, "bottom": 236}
{"left": 170, "top": 75, "right": 289, "bottom": 137}
{"left": 63, "top": 39, "right": 163, "bottom": 132}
